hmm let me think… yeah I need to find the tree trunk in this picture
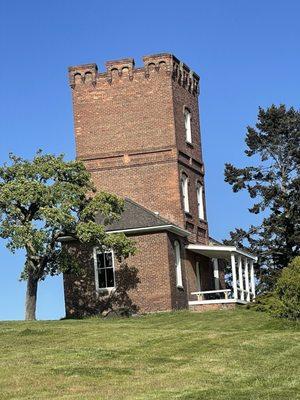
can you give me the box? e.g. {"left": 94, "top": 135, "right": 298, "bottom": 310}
{"left": 25, "top": 274, "right": 38, "bottom": 321}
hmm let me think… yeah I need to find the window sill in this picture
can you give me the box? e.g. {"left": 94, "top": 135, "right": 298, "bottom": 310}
{"left": 185, "top": 211, "right": 193, "bottom": 218}
{"left": 96, "top": 287, "right": 116, "bottom": 295}
{"left": 186, "top": 141, "right": 194, "bottom": 148}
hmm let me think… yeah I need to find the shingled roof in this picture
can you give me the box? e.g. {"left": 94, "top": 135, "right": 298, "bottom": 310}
{"left": 95, "top": 198, "right": 189, "bottom": 237}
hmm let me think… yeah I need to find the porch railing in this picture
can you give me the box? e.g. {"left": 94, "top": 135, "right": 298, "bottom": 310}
{"left": 191, "top": 287, "right": 255, "bottom": 303}
{"left": 191, "top": 289, "right": 231, "bottom": 302}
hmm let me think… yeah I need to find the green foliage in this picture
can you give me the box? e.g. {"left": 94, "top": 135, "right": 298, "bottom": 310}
{"left": 0, "top": 151, "right": 135, "bottom": 316}
{"left": 251, "top": 292, "right": 283, "bottom": 314}
{"left": 253, "top": 257, "right": 300, "bottom": 320}
{"left": 224, "top": 105, "right": 300, "bottom": 290}
{"left": 273, "top": 257, "right": 300, "bottom": 320}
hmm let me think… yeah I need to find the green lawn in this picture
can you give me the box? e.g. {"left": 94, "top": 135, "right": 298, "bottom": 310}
{"left": 0, "top": 308, "right": 299, "bottom": 400}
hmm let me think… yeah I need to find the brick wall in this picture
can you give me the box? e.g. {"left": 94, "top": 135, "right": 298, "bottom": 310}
{"left": 68, "top": 53, "right": 209, "bottom": 241}
{"left": 64, "top": 231, "right": 192, "bottom": 317}
{"left": 166, "top": 233, "right": 189, "bottom": 310}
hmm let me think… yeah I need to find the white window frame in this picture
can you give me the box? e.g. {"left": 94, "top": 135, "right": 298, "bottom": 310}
{"left": 181, "top": 174, "right": 190, "bottom": 213}
{"left": 184, "top": 109, "right": 192, "bottom": 143}
{"left": 196, "top": 183, "right": 205, "bottom": 220}
{"left": 174, "top": 241, "right": 183, "bottom": 288}
{"left": 93, "top": 247, "right": 116, "bottom": 293}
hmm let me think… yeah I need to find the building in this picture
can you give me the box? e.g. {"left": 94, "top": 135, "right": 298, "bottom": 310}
{"left": 64, "top": 53, "right": 256, "bottom": 317}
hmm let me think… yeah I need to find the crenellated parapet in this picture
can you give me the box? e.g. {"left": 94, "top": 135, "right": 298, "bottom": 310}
{"left": 142, "top": 53, "right": 173, "bottom": 77}
{"left": 171, "top": 58, "right": 200, "bottom": 96}
{"left": 68, "top": 63, "right": 98, "bottom": 89}
{"left": 68, "top": 53, "right": 200, "bottom": 95}
{"left": 105, "top": 58, "right": 135, "bottom": 83}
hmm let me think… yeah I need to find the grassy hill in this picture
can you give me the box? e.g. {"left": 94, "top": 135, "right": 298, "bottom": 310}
{"left": 0, "top": 308, "right": 299, "bottom": 400}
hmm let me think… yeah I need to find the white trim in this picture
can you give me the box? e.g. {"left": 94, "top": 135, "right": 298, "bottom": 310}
{"left": 93, "top": 247, "right": 116, "bottom": 293}
{"left": 238, "top": 256, "right": 244, "bottom": 301}
{"left": 174, "top": 241, "right": 183, "bottom": 288}
{"left": 196, "top": 184, "right": 205, "bottom": 220}
{"left": 231, "top": 253, "right": 238, "bottom": 300}
{"left": 184, "top": 108, "right": 192, "bottom": 143}
{"left": 191, "top": 289, "right": 231, "bottom": 301}
{"left": 186, "top": 244, "right": 257, "bottom": 261}
{"left": 191, "top": 289, "right": 231, "bottom": 295}
{"left": 189, "top": 299, "right": 247, "bottom": 305}
{"left": 58, "top": 224, "right": 190, "bottom": 243}
{"left": 244, "top": 258, "right": 250, "bottom": 302}
{"left": 107, "top": 224, "right": 190, "bottom": 237}
{"left": 250, "top": 259, "right": 256, "bottom": 299}
{"left": 181, "top": 174, "right": 190, "bottom": 213}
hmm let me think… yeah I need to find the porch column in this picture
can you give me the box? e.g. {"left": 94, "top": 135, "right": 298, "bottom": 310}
{"left": 231, "top": 253, "right": 238, "bottom": 300}
{"left": 244, "top": 258, "right": 250, "bottom": 302}
{"left": 238, "top": 255, "right": 244, "bottom": 301}
{"left": 212, "top": 258, "right": 220, "bottom": 290}
{"left": 196, "top": 261, "right": 201, "bottom": 291}
{"left": 250, "top": 259, "right": 256, "bottom": 300}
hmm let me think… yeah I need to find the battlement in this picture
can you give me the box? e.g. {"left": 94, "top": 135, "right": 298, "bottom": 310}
{"left": 68, "top": 53, "right": 200, "bottom": 95}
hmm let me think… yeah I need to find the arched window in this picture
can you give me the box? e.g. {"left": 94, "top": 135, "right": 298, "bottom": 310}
{"left": 196, "top": 183, "right": 205, "bottom": 220}
{"left": 181, "top": 174, "right": 189, "bottom": 213}
{"left": 184, "top": 108, "right": 192, "bottom": 143}
{"left": 174, "top": 241, "right": 183, "bottom": 288}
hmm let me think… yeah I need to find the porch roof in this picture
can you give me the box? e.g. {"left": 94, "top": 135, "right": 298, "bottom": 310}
{"left": 186, "top": 244, "right": 257, "bottom": 261}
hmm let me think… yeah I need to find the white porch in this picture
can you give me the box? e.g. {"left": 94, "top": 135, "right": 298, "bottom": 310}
{"left": 186, "top": 244, "right": 257, "bottom": 307}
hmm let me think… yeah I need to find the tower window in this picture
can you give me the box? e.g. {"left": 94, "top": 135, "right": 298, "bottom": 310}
{"left": 196, "top": 183, "right": 205, "bottom": 220}
{"left": 174, "top": 241, "right": 183, "bottom": 288}
{"left": 94, "top": 248, "right": 115, "bottom": 291}
{"left": 181, "top": 174, "right": 189, "bottom": 213}
{"left": 184, "top": 108, "right": 192, "bottom": 143}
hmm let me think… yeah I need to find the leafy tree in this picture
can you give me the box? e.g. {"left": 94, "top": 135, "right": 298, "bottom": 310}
{"left": 0, "top": 152, "right": 135, "bottom": 320}
{"left": 224, "top": 105, "right": 300, "bottom": 290}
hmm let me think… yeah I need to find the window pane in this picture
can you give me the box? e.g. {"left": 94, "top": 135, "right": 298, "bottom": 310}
{"left": 181, "top": 176, "right": 189, "bottom": 213}
{"left": 184, "top": 110, "right": 192, "bottom": 143}
{"left": 197, "top": 185, "right": 204, "bottom": 220}
{"left": 97, "top": 253, "right": 105, "bottom": 268}
{"left": 105, "top": 252, "right": 113, "bottom": 268}
{"left": 95, "top": 251, "right": 115, "bottom": 290}
{"left": 106, "top": 268, "right": 115, "bottom": 287}
{"left": 98, "top": 268, "right": 106, "bottom": 289}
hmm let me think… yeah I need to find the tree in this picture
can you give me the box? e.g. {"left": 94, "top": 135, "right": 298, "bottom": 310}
{"left": 224, "top": 105, "right": 300, "bottom": 290}
{"left": 253, "top": 257, "right": 300, "bottom": 321}
{"left": 272, "top": 256, "right": 300, "bottom": 320}
{"left": 0, "top": 152, "right": 135, "bottom": 320}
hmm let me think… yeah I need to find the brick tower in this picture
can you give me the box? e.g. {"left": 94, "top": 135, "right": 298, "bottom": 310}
{"left": 69, "top": 53, "right": 209, "bottom": 244}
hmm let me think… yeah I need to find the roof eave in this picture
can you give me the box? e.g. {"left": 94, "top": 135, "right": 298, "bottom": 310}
{"left": 58, "top": 224, "right": 190, "bottom": 242}
{"left": 107, "top": 224, "right": 190, "bottom": 237}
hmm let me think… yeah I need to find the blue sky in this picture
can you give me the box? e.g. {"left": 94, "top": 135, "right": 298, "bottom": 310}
{"left": 0, "top": 0, "right": 299, "bottom": 320}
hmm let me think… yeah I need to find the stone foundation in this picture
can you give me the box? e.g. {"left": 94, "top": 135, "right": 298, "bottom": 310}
{"left": 189, "top": 302, "right": 237, "bottom": 312}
